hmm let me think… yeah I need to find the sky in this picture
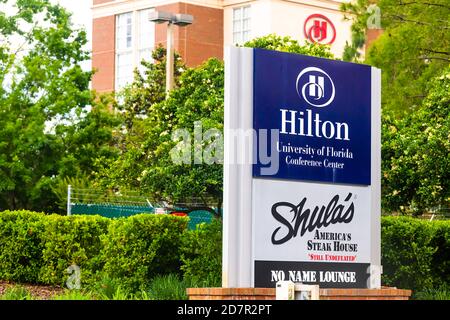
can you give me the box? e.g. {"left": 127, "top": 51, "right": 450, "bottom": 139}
{"left": 1, "top": 0, "right": 93, "bottom": 70}
{"left": 0, "top": 0, "right": 93, "bottom": 132}
{"left": 57, "top": 0, "right": 92, "bottom": 38}
{"left": 56, "top": 0, "right": 93, "bottom": 71}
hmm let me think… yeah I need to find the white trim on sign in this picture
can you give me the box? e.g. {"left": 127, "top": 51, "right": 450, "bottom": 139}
{"left": 369, "top": 66, "right": 382, "bottom": 289}
{"left": 223, "top": 46, "right": 254, "bottom": 288}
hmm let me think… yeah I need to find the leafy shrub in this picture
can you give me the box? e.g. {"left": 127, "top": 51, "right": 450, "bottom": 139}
{"left": 381, "top": 216, "right": 435, "bottom": 290}
{"left": 38, "top": 214, "right": 110, "bottom": 286}
{"left": 0, "top": 210, "right": 45, "bottom": 283}
{"left": 181, "top": 219, "right": 222, "bottom": 287}
{"left": 0, "top": 211, "right": 112, "bottom": 287}
{"left": 101, "top": 214, "right": 188, "bottom": 291}
{"left": 2, "top": 210, "right": 450, "bottom": 298}
{"left": 430, "top": 220, "right": 450, "bottom": 285}
{"left": 0, "top": 210, "right": 189, "bottom": 292}
{"left": 381, "top": 216, "right": 450, "bottom": 291}
{"left": 178, "top": 217, "right": 450, "bottom": 293}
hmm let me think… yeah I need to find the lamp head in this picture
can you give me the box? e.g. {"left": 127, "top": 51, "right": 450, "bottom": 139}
{"left": 173, "top": 13, "right": 194, "bottom": 26}
{"left": 149, "top": 11, "right": 173, "bottom": 24}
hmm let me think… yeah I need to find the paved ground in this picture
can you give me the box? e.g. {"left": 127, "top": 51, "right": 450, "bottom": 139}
{"left": 0, "top": 281, "right": 64, "bottom": 300}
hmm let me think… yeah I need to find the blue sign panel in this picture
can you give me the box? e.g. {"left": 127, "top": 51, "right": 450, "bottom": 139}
{"left": 253, "top": 48, "right": 372, "bottom": 185}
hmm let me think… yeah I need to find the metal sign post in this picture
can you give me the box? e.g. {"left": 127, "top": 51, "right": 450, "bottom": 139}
{"left": 67, "top": 184, "right": 72, "bottom": 216}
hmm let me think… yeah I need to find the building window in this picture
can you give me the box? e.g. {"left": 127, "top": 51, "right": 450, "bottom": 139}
{"left": 233, "top": 6, "right": 251, "bottom": 45}
{"left": 115, "top": 9, "right": 155, "bottom": 91}
{"left": 137, "top": 8, "right": 155, "bottom": 73}
{"left": 116, "top": 12, "right": 133, "bottom": 90}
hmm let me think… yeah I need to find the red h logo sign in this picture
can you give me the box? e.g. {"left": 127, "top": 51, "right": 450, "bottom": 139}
{"left": 304, "top": 14, "right": 336, "bottom": 45}
{"left": 313, "top": 20, "right": 327, "bottom": 42}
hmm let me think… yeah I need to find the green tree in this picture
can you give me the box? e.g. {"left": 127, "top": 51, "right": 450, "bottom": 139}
{"left": 244, "top": 34, "right": 334, "bottom": 59}
{"left": 0, "top": 0, "right": 92, "bottom": 211}
{"left": 102, "top": 35, "right": 334, "bottom": 211}
{"left": 340, "top": 0, "right": 371, "bottom": 62}
{"left": 55, "top": 96, "right": 121, "bottom": 179}
{"left": 341, "top": 1, "right": 449, "bottom": 214}
{"left": 0, "top": 0, "right": 119, "bottom": 213}
{"left": 46, "top": 95, "right": 122, "bottom": 211}
{"left": 117, "top": 46, "right": 186, "bottom": 130}
{"left": 341, "top": 0, "right": 450, "bottom": 114}
{"left": 381, "top": 66, "right": 450, "bottom": 214}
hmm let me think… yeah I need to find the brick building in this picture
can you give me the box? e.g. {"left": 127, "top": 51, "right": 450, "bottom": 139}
{"left": 92, "top": 0, "right": 370, "bottom": 93}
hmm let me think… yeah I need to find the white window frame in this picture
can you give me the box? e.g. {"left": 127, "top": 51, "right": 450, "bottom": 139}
{"left": 115, "top": 12, "right": 133, "bottom": 91}
{"left": 115, "top": 8, "right": 155, "bottom": 91}
{"left": 137, "top": 8, "right": 155, "bottom": 74}
{"left": 232, "top": 5, "right": 251, "bottom": 45}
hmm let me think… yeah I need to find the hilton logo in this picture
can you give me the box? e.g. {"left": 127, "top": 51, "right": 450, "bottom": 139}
{"left": 296, "top": 67, "right": 335, "bottom": 108}
{"left": 304, "top": 14, "right": 336, "bottom": 45}
{"left": 280, "top": 67, "right": 350, "bottom": 141}
{"left": 281, "top": 67, "right": 348, "bottom": 141}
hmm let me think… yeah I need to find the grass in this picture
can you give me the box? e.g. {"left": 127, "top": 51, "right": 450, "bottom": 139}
{"left": 145, "top": 273, "right": 220, "bottom": 300}
{"left": 414, "top": 285, "right": 450, "bottom": 300}
{"left": 52, "top": 290, "right": 95, "bottom": 300}
{"left": 86, "top": 275, "right": 150, "bottom": 300}
{"left": 148, "top": 274, "right": 191, "bottom": 300}
{"left": 3, "top": 277, "right": 449, "bottom": 300}
{"left": 0, "top": 287, "right": 34, "bottom": 300}
{"left": 89, "top": 275, "right": 125, "bottom": 300}
{"left": 0, "top": 273, "right": 207, "bottom": 300}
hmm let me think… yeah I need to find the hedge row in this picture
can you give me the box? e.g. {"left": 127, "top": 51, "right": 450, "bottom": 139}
{"left": 381, "top": 216, "right": 450, "bottom": 292}
{"left": 180, "top": 216, "right": 450, "bottom": 292}
{"left": 0, "top": 210, "right": 189, "bottom": 291}
{"left": 1, "top": 211, "right": 449, "bottom": 293}
{"left": 182, "top": 216, "right": 450, "bottom": 292}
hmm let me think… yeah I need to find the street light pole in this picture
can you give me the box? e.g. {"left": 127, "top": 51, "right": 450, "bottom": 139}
{"left": 149, "top": 11, "right": 193, "bottom": 99}
{"left": 166, "top": 21, "right": 174, "bottom": 96}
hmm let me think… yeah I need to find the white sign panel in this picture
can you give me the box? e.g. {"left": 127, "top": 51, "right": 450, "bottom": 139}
{"left": 253, "top": 179, "right": 372, "bottom": 287}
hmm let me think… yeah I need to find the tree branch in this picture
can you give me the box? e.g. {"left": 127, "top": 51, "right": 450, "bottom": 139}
{"left": 386, "top": 14, "right": 450, "bottom": 29}
{"left": 418, "top": 48, "right": 450, "bottom": 57}
{"left": 419, "top": 56, "right": 450, "bottom": 62}
{"left": 397, "top": 1, "right": 450, "bottom": 10}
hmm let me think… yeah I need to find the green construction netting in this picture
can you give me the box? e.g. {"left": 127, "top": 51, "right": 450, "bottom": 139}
{"left": 71, "top": 203, "right": 154, "bottom": 218}
{"left": 187, "top": 210, "right": 214, "bottom": 230}
{"left": 71, "top": 203, "right": 214, "bottom": 230}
